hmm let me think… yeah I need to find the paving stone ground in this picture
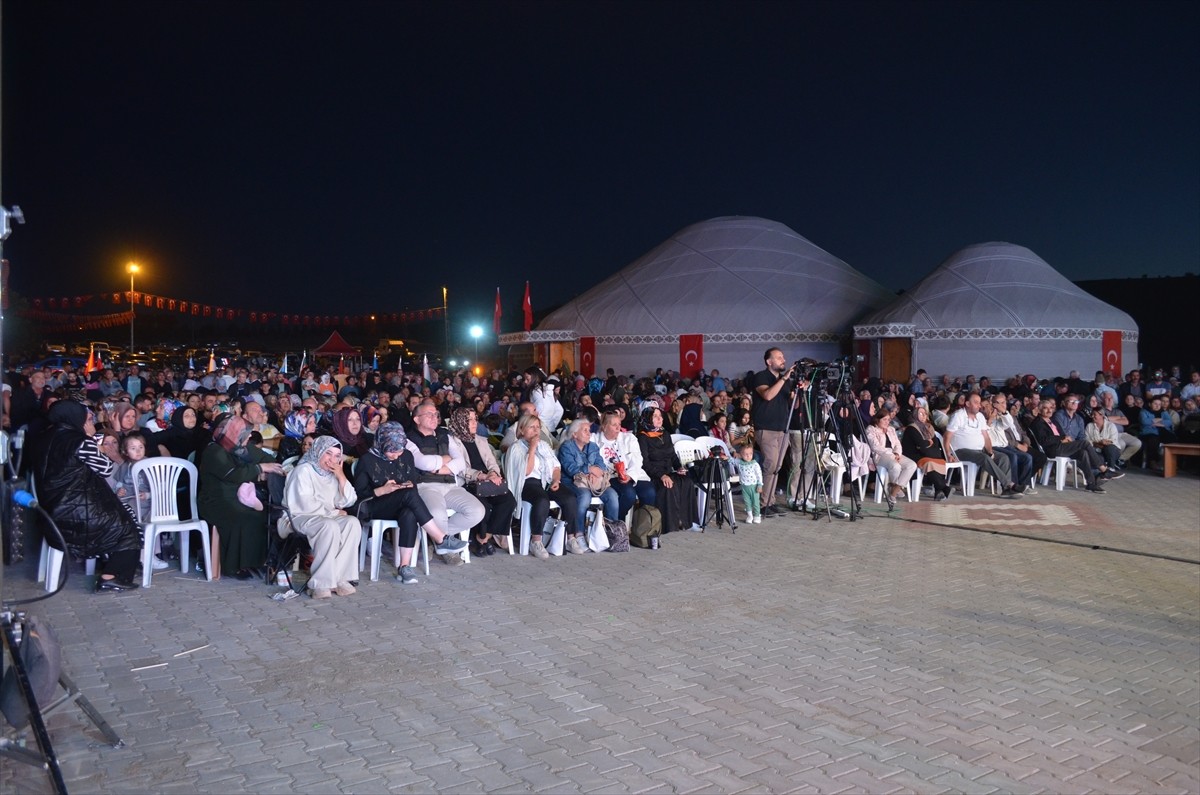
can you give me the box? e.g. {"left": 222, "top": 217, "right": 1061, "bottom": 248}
{"left": 2, "top": 466, "right": 1198, "bottom": 794}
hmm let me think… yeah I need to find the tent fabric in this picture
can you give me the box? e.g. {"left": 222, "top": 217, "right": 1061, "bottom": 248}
{"left": 853, "top": 242, "right": 1139, "bottom": 379}
{"left": 539, "top": 216, "right": 895, "bottom": 338}
{"left": 311, "top": 331, "right": 360, "bottom": 356}
{"left": 854, "top": 242, "right": 1137, "bottom": 336}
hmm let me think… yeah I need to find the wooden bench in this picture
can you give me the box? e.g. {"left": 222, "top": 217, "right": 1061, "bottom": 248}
{"left": 1162, "top": 443, "right": 1200, "bottom": 478}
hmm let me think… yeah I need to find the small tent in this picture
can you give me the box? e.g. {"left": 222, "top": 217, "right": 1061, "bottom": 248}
{"left": 853, "top": 242, "right": 1138, "bottom": 381}
{"left": 311, "top": 331, "right": 360, "bottom": 357}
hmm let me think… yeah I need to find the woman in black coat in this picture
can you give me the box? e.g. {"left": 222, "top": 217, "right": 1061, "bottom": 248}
{"left": 637, "top": 407, "right": 698, "bottom": 532}
{"left": 28, "top": 400, "right": 143, "bottom": 591}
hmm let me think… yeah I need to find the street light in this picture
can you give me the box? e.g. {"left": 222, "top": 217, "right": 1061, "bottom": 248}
{"left": 127, "top": 262, "right": 140, "bottom": 358}
{"left": 469, "top": 324, "right": 483, "bottom": 362}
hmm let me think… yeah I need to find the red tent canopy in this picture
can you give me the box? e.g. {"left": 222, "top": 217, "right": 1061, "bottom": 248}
{"left": 312, "top": 330, "right": 360, "bottom": 357}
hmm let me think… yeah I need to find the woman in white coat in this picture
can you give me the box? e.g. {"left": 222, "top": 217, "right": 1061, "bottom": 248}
{"left": 283, "top": 436, "right": 360, "bottom": 598}
{"left": 591, "top": 408, "right": 655, "bottom": 519}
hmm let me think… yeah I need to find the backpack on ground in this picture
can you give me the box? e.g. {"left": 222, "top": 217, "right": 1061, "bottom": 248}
{"left": 630, "top": 504, "right": 662, "bottom": 549}
{"left": 604, "top": 517, "right": 630, "bottom": 552}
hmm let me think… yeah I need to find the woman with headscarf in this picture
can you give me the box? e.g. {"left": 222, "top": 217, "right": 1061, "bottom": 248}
{"left": 448, "top": 406, "right": 517, "bottom": 555}
{"left": 352, "top": 421, "right": 467, "bottom": 584}
{"left": 637, "top": 407, "right": 699, "bottom": 532}
{"left": 197, "top": 414, "right": 284, "bottom": 579}
{"left": 279, "top": 408, "right": 317, "bottom": 463}
{"left": 106, "top": 401, "right": 140, "bottom": 444}
{"left": 282, "top": 436, "right": 360, "bottom": 598}
{"left": 160, "top": 404, "right": 204, "bottom": 460}
{"left": 27, "top": 400, "right": 143, "bottom": 592}
{"left": 331, "top": 406, "right": 371, "bottom": 459}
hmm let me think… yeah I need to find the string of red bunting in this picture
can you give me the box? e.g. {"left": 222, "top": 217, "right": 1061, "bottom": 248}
{"left": 23, "top": 292, "right": 444, "bottom": 327}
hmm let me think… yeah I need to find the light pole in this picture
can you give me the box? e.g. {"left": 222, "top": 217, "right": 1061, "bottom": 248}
{"left": 470, "top": 324, "right": 483, "bottom": 363}
{"left": 127, "top": 262, "right": 140, "bottom": 358}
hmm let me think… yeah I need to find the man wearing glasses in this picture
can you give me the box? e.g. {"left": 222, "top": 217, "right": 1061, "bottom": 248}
{"left": 407, "top": 400, "right": 485, "bottom": 561}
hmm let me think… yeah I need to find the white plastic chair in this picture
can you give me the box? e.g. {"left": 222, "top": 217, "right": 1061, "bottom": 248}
{"left": 31, "top": 471, "right": 97, "bottom": 592}
{"left": 360, "top": 508, "right": 463, "bottom": 581}
{"left": 669, "top": 433, "right": 692, "bottom": 445}
{"left": 1041, "top": 456, "right": 1081, "bottom": 491}
{"left": 518, "top": 500, "right": 566, "bottom": 556}
{"left": 131, "top": 458, "right": 213, "bottom": 588}
{"left": 872, "top": 465, "right": 922, "bottom": 503}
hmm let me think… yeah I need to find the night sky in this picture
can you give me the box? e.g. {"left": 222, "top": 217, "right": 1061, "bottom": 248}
{"left": 2, "top": 0, "right": 1197, "bottom": 342}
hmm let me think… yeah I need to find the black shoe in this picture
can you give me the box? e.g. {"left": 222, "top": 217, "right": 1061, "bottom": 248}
{"left": 96, "top": 578, "right": 140, "bottom": 593}
{"left": 1087, "top": 484, "right": 1106, "bottom": 493}
{"left": 1104, "top": 471, "right": 1124, "bottom": 480}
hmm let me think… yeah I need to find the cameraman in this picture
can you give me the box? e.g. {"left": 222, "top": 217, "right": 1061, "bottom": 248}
{"left": 751, "top": 348, "right": 808, "bottom": 517}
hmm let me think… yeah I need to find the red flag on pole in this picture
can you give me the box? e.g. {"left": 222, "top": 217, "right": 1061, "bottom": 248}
{"left": 493, "top": 287, "right": 502, "bottom": 335}
{"left": 522, "top": 281, "right": 533, "bottom": 332}
{"left": 84, "top": 344, "right": 100, "bottom": 376}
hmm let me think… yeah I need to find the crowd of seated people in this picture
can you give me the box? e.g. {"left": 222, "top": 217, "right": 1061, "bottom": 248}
{"left": 5, "top": 356, "right": 1199, "bottom": 596}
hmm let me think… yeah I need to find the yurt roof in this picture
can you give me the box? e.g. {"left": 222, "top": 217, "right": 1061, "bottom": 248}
{"left": 856, "top": 242, "right": 1137, "bottom": 332}
{"left": 538, "top": 216, "right": 895, "bottom": 336}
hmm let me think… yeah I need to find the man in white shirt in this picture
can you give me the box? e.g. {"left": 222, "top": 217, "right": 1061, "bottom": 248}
{"left": 984, "top": 395, "right": 1035, "bottom": 493}
{"left": 944, "top": 393, "right": 1022, "bottom": 499}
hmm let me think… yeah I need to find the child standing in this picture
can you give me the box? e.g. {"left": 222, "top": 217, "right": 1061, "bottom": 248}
{"left": 111, "top": 432, "right": 170, "bottom": 570}
{"left": 735, "top": 443, "right": 764, "bottom": 524}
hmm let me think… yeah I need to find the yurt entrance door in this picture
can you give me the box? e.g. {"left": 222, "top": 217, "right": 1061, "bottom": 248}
{"left": 880, "top": 338, "right": 912, "bottom": 385}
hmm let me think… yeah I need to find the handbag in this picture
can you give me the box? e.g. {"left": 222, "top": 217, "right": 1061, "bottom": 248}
{"left": 573, "top": 470, "right": 608, "bottom": 496}
{"left": 471, "top": 479, "right": 509, "bottom": 498}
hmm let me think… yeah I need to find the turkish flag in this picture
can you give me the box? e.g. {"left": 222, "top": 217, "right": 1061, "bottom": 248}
{"left": 579, "top": 337, "right": 596, "bottom": 377}
{"left": 522, "top": 282, "right": 533, "bottom": 332}
{"left": 679, "top": 334, "right": 704, "bottom": 378}
{"left": 1102, "top": 330, "right": 1122, "bottom": 376}
{"left": 493, "top": 287, "right": 502, "bottom": 335}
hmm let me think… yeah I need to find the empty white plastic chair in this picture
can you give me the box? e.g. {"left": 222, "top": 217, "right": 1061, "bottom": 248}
{"left": 1040, "top": 456, "right": 1081, "bottom": 491}
{"left": 131, "top": 458, "right": 213, "bottom": 588}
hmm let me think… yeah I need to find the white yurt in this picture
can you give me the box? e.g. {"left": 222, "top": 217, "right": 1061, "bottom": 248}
{"left": 853, "top": 242, "right": 1139, "bottom": 381}
{"left": 503, "top": 216, "right": 895, "bottom": 380}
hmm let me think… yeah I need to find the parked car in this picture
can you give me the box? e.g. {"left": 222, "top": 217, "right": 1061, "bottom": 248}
{"left": 30, "top": 356, "right": 88, "bottom": 371}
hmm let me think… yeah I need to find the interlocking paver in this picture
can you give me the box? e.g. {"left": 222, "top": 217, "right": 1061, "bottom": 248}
{"left": 3, "top": 469, "right": 1198, "bottom": 793}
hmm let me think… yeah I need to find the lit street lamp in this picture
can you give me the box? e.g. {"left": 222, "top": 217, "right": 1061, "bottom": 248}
{"left": 127, "top": 262, "right": 140, "bottom": 358}
{"left": 470, "top": 324, "right": 483, "bottom": 362}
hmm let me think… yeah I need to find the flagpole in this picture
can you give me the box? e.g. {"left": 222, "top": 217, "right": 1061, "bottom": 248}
{"left": 442, "top": 285, "right": 449, "bottom": 360}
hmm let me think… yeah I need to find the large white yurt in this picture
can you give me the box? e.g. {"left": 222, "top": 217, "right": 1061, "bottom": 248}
{"left": 503, "top": 216, "right": 895, "bottom": 380}
{"left": 853, "top": 242, "right": 1139, "bottom": 382}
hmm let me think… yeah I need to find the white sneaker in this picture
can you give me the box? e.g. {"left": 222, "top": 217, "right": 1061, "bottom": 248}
{"left": 529, "top": 539, "right": 550, "bottom": 560}
{"left": 566, "top": 536, "right": 587, "bottom": 554}
{"left": 151, "top": 556, "right": 171, "bottom": 570}
{"left": 753, "top": 515, "right": 762, "bottom": 524}
{"left": 746, "top": 512, "right": 754, "bottom": 523}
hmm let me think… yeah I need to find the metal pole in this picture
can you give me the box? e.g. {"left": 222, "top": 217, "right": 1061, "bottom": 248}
{"left": 129, "top": 269, "right": 135, "bottom": 356}
{"left": 442, "top": 286, "right": 449, "bottom": 360}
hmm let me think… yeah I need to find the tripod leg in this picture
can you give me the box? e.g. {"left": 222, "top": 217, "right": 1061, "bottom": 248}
{"left": 58, "top": 672, "right": 124, "bottom": 748}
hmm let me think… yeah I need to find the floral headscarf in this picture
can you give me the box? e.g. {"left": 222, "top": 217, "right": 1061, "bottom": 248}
{"left": 211, "top": 414, "right": 253, "bottom": 463}
{"left": 284, "top": 409, "right": 312, "bottom": 439}
{"left": 371, "top": 421, "right": 407, "bottom": 456}
{"left": 300, "top": 435, "right": 342, "bottom": 480}
{"left": 448, "top": 406, "right": 476, "bottom": 444}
